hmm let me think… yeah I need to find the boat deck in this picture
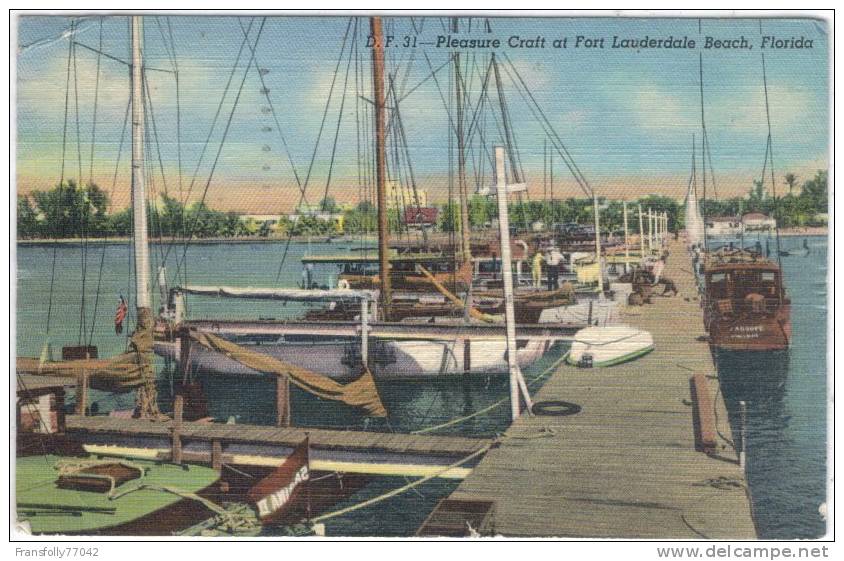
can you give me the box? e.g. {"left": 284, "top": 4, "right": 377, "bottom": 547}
{"left": 423, "top": 238, "right": 757, "bottom": 538}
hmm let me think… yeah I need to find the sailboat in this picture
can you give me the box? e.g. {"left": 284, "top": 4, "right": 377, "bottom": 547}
{"left": 153, "top": 17, "right": 599, "bottom": 380}
{"left": 15, "top": 16, "right": 227, "bottom": 535}
{"left": 697, "top": 47, "right": 791, "bottom": 352}
{"left": 684, "top": 136, "right": 706, "bottom": 250}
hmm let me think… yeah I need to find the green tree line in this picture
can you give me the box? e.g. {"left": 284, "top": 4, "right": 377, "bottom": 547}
{"left": 17, "top": 171, "right": 827, "bottom": 240}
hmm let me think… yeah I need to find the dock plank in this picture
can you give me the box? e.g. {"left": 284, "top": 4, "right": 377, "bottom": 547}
{"left": 426, "top": 239, "right": 757, "bottom": 538}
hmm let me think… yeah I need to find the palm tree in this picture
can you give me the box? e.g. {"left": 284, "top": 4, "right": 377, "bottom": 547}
{"left": 784, "top": 173, "right": 797, "bottom": 195}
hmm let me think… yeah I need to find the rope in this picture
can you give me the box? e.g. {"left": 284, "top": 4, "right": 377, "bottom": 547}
{"left": 411, "top": 350, "right": 569, "bottom": 435}
{"left": 310, "top": 440, "right": 494, "bottom": 524}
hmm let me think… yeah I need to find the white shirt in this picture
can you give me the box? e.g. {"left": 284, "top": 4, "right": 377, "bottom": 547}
{"left": 547, "top": 250, "right": 564, "bottom": 266}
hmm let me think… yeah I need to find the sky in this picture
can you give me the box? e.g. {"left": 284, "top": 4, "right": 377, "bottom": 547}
{"left": 15, "top": 15, "right": 830, "bottom": 213}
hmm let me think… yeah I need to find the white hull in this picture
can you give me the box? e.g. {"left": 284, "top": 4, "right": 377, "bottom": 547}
{"left": 538, "top": 299, "right": 619, "bottom": 326}
{"left": 155, "top": 336, "right": 552, "bottom": 381}
{"left": 567, "top": 325, "right": 654, "bottom": 368}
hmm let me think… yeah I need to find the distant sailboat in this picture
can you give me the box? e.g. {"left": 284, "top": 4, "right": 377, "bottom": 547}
{"left": 684, "top": 135, "right": 705, "bottom": 249}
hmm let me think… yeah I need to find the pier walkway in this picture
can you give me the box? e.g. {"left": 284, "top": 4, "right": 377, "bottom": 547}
{"left": 425, "top": 239, "right": 757, "bottom": 538}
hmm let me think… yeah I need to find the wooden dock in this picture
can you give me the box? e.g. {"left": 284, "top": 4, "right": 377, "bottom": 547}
{"left": 66, "top": 415, "right": 490, "bottom": 480}
{"left": 422, "top": 239, "right": 757, "bottom": 538}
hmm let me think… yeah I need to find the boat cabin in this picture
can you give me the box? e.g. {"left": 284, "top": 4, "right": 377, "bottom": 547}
{"left": 705, "top": 261, "right": 785, "bottom": 315}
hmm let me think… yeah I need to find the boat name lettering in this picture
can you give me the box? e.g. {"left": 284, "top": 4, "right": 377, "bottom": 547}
{"left": 256, "top": 465, "right": 309, "bottom": 518}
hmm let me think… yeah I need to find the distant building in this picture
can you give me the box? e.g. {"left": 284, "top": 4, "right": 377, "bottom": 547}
{"left": 241, "top": 214, "right": 282, "bottom": 225}
{"left": 705, "top": 216, "right": 744, "bottom": 236}
{"left": 387, "top": 180, "right": 427, "bottom": 209}
{"left": 403, "top": 207, "right": 438, "bottom": 230}
{"left": 741, "top": 213, "right": 777, "bottom": 231}
{"left": 287, "top": 204, "right": 345, "bottom": 234}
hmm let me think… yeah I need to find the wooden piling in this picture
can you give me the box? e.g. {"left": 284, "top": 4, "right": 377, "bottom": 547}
{"left": 211, "top": 439, "right": 223, "bottom": 472}
{"left": 172, "top": 395, "right": 183, "bottom": 464}
{"left": 75, "top": 372, "right": 88, "bottom": 416}
{"left": 276, "top": 374, "right": 290, "bottom": 427}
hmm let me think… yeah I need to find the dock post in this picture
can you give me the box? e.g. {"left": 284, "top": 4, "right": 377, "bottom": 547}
{"left": 739, "top": 400, "right": 748, "bottom": 469}
{"left": 179, "top": 332, "right": 192, "bottom": 384}
{"left": 75, "top": 371, "right": 89, "bottom": 416}
{"left": 638, "top": 205, "right": 646, "bottom": 259}
{"left": 172, "top": 395, "right": 183, "bottom": 465}
{"left": 360, "top": 297, "right": 369, "bottom": 367}
{"left": 463, "top": 339, "right": 471, "bottom": 373}
{"left": 277, "top": 374, "right": 291, "bottom": 427}
{"left": 211, "top": 439, "right": 223, "bottom": 472}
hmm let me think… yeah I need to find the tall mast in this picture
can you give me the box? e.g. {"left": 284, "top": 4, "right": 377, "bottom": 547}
{"left": 453, "top": 18, "right": 471, "bottom": 262}
{"left": 131, "top": 15, "right": 158, "bottom": 419}
{"left": 131, "top": 15, "right": 150, "bottom": 310}
{"left": 370, "top": 16, "right": 391, "bottom": 318}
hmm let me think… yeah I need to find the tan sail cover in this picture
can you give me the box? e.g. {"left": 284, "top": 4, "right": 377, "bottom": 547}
{"left": 16, "top": 308, "right": 154, "bottom": 393}
{"left": 187, "top": 330, "right": 387, "bottom": 417}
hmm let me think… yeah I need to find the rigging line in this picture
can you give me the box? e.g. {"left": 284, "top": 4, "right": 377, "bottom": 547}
{"left": 143, "top": 71, "right": 170, "bottom": 199}
{"left": 393, "top": 55, "right": 455, "bottom": 105}
{"left": 273, "top": 17, "right": 355, "bottom": 284}
{"left": 501, "top": 53, "right": 593, "bottom": 197}
{"left": 88, "top": 17, "right": 103, "bottom": 183}
{"left": 319, "top": 18, "right": 358, "bottom": 214}
{"left": 143, "top": 87, "right": 169, "bottom": 267}
{"left": 71, "top": 22, "right": 90, "bottom": 345}
{"left": 503, "top": 64, "right": 590, "bottom": 200}
{"left": 166, "top": 17, "right": 187, "bottom": 288}
{"left": 71, "top": 41, "right": 174, "bottom": 73}
{"left": 88, "top": 96, "right": 131, "bottom": 345}
{"left": 160, "top": 16, "right": 256, "bottom": 268}
{"left": 760, "top": 47, "right": 784, "bottom": 267}
{"left": 173, "top": 17, "right": 268, "bottom": 281}
{"left": 698, "top": 49, "right": 710, "bottom": 252}
{"left": 236, "top": 17, "right": 303, "bottom": 191}
{"left": 501, "top": 53, "right": 590, "bottom": 189}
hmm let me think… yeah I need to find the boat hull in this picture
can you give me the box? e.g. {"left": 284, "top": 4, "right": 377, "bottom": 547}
{"left": 155, "top": 336, "right": 551, "bottom": 380}
{"left": 705, "top": 305, "right": 791, "bottom": 352}
{"left": 566, "top": 325, "right": 654, "bottom": 368}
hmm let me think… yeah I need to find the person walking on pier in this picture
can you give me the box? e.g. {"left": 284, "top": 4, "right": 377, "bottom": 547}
{"left": 532, "top": 250, "right": 545, "bottom": 288}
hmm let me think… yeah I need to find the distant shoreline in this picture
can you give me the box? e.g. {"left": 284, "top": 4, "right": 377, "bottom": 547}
{"left": 16, "top": 235, "right": 378, "bottom": 246}
{"left": 15, "top": 227, "right": 827, "bottom": 245}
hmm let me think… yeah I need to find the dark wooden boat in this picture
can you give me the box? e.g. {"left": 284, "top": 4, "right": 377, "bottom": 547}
{"left": 702, "top": 249, "right": 791, "bottom": 351}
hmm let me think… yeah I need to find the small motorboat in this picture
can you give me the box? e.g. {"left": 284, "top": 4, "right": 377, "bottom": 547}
{"left": 567, "top": 325, "right": 654, "bottom": 368}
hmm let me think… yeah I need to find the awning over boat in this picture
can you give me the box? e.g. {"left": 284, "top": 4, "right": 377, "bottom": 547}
{"left": 177, "top": 285, "right": 377, "bottom": 302}
{"left": 186, "top": 330, "right": 387, "bottom": 417}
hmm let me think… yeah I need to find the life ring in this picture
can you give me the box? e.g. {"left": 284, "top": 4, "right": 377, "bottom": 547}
{"left": 337, "top": 279, "right": 351, "bottom": 290}
{"left": 531, "top": 400, "right": 582, "bottom": 417}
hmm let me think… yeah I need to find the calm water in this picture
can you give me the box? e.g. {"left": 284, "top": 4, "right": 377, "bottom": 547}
{"left": 15, "top": 236, "right": 828, "bottom": 537}
{"left": 708, "top": 235, "right": 829, "bottom": 539}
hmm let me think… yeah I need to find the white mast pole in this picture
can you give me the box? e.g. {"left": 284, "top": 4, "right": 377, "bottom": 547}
{"left": 638, "top": 205, "right": 646, "bottom": 259}
{"left": 592, "top": 195, "right": 603, "bottom": 297}
{"left": 623, "top": 201, "right": 630, "bottom": 273}
{"left": 493, "top": 146, "right": 532, "bottom": 421}
{"left": 131, "top": 16, "right": 151, "bottom": 310}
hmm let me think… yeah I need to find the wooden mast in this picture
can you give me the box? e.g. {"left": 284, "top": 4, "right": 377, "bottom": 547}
{"left": 370, "top": 16, "right": 391, "bottom": 319}
{"left": 453, "top": 18, "right": 471, "bottom": 263}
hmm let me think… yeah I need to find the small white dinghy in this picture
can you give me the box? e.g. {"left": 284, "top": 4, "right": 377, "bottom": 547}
{"left": 567, "top": 325, "right": 654, "bottom": 368}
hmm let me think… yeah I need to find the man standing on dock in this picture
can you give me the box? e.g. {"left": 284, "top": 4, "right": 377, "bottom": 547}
{"left": 546, "top": 246, "right": 563, "bottom": 291}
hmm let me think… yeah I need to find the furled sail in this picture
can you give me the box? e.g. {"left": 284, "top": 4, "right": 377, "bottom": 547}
{"left": 685, "top": 177, "right": 705, "bottom": 248}
{"left": 186, "top": 330, "right": 387, "bottom": 417}
{"left": 16, "top": 309, "right": 154, "bottom": 393}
